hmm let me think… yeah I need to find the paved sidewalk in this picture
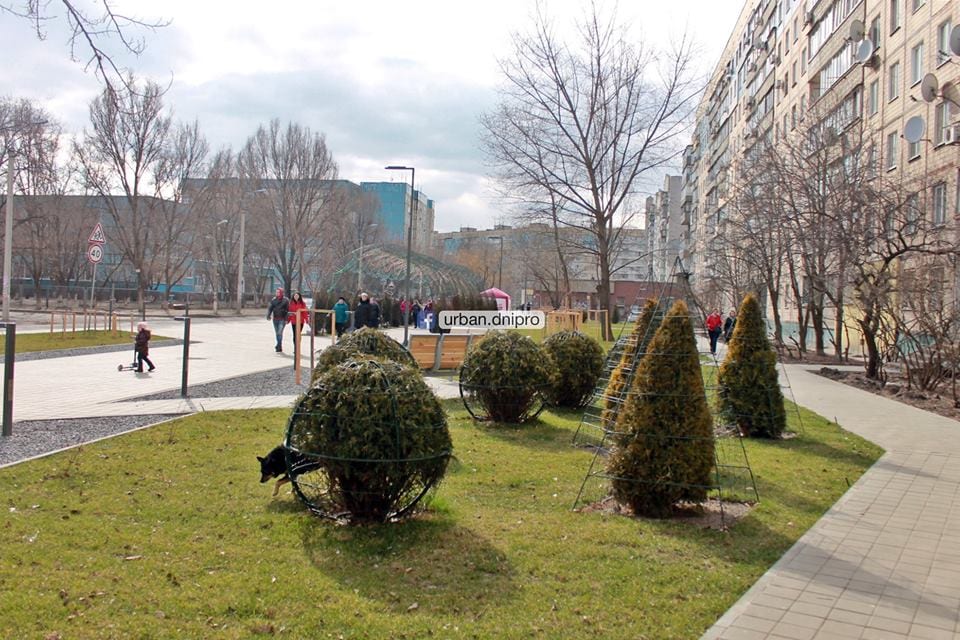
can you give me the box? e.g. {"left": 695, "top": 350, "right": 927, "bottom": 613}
{"left": 13, "top": 317, "right": 460, "bottom": 421}
{"left": 703, "top": 365, "right": 960, "bottom": 640}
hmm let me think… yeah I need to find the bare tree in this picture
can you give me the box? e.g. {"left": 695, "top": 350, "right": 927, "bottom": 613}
{"left": 481, "top": 4, "right": 699, "bottom": 339}
{"left": 74, "top": 77, "right": 199, "bottom": 316}
{"left": 237, "top": 119, "right": 338, "bottom": 294}
{"left": 1, "top": 1, "right": 168, "bottom": 92}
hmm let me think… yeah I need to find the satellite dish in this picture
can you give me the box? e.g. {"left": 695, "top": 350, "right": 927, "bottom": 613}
{"left": 856, "top": 39, "right": 874, "bottom": 63}
{"left": 920, "top": 73, "right": 939, "bottom": 103}
{"left": 849, "top": 19, "right": 865, "bottom": 42}
{"left": 904, "top": 116, "right": 925, "bottom": 144}
{"left": 950, "top": 24, "right": 960, "bottom": 57}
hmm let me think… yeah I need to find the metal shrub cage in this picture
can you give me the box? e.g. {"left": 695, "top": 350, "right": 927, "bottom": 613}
{"left": 458, "top": 331, "right": 550, "bottom": 424}
{"left": 285, "top": 358, "right": 452, "bottom": 522}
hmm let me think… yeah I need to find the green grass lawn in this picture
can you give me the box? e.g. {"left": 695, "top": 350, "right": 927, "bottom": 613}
{"left": 0, "top": 330, "right": 172, "bottom": 355}
{"left": 0, "top": 402, "right": 881, "bottom": 639}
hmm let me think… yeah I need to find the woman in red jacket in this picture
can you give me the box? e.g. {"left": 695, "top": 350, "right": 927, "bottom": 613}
{"left": 287, "top": 292, "right": 310, "bottom": 345}
{"left": 706, "top": 309, "right": 723, "bottom": 356}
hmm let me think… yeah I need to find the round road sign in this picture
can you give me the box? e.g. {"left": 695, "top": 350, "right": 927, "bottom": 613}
{"left": 87, "top": 243, "right": 104, "bottom": 264}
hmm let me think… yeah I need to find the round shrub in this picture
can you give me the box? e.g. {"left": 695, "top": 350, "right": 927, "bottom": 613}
{"left": 542, "top": 330, "right": 604, "bottom": 408}
{"left": 717, "top": 293, "right": 787, "bottom": 438}
{"left": 287, "top": 357, "right": 452, "bottom": 522}
{"left": 458, "top": 331, "right": 550, "bottom": 423}
{"left": 606, "top": 300, "right": 715, "bottom": 518}
{"left": 312, "top": 326, "right": 416, "bottom": 382}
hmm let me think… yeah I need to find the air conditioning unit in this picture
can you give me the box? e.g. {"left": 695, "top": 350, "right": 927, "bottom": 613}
{"left": 805, "top": 11, "right": 815, "bottom": 25}
{"left": 776, "top": 80, "right": 785, "bottom": 90}
{"left": 946, "top": 124, "right": 960, "bottom": 144}
{"left": 745, "top": 96, "right": 756, "bottom": 109}
{"left": 772, "top": 54, "right": 782, "bottom": 65}
{"left": 748, "top": 62, "right": 758, "bottom": 73}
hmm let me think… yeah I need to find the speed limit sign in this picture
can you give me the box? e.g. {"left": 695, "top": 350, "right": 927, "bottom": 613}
{"left": 87, "top": 244, "right": 104, "bottom": 264}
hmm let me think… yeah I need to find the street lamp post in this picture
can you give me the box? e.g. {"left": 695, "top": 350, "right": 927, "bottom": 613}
{"left": 3, "top": 146, "right": 13, "bottom": 323}
{"left": 385, "top": 165, "right": 416, "bottom": 346}
{"left": 236, "top": 209, "right": 245, "bottom": 313}
{"left": 488, "top": 235, "right": 504, "bottom": 290}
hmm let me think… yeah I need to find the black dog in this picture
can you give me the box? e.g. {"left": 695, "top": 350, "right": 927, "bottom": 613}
{"left": 257, "top": 445, "right": 322, "bottom": 496}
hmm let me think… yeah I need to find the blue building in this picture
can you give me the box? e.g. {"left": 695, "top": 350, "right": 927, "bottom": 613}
{"left": 360, "top": 182, "right": 435, "bottom": 252}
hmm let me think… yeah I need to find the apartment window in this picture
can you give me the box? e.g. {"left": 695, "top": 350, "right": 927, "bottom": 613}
{"left": 886, "top": 131, "right": 898, "bottom": 169}
{"left": 910, "top": 42, "right": 924, "bottom": 85}
{"left": 908, "top": 139, "right": 921, "bottom": 160}
{"left": 792, "top": 61, "right": 797, "bottom": 85}
{"left": 912, "top": 0, "right": 924, "bottom": 12}
{"left": 784, "top": 72, "right": 789, "bottom": 93}
{"left": 800, "top": 95, "right": 807, "bottom": 119}
{"left": 785, "top": 28, "right": 790, "bottom": 52}
{"left": 938, "top": 21, "right": 953, "bottom": 66}
{"left": 869, "top": 16, "right": 881, "bottom": 49}
{"left": 888, "top": 62, "right": 900, "bottom": 100}
{"left": 869, "top": 80, "right": 879, "bottom": 115}
{"left": 794, "top": 17, "right": 799, "bottom": 43}
{"left": 934, "top": 102, "right": 953, "bottom": 145}
{"left": 932, "top": 183, "right": 947, "bottom": 225}
{"left": 801, "top": 49, "right": 806, "bottom": 74}
{"left": 890, "top": 0, "right": 900, "bottom": 32}
{"left": 791, "top": 105, "right": 797, "bottom": 129}
{"left": 905, "top": 193, "right": 919, "bottom": 235}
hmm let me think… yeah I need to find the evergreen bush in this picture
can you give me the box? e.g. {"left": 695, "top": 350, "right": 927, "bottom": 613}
{"left": 287, "top": 357, "right": 451, "bottom": 522}
{"left": 312, "top": 327, "right": 415, "bottom": 382}
{"left": 600, "top": 299, "right": 662, "bottom": 428}
{"left": 606, "top": 300, "right": 715, "bottom": 518}
{"left": 717, "top": 294, "right": 787, "bottom": 438}
{"left": 542, "top": 330, "right": 604, "bottom": 408}
{"left": 459, "top": 331, "right": 550, "bottom": 423}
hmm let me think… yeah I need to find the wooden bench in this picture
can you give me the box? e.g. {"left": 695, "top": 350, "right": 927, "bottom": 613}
{"left": 409, "top": 335, "right": 441, "bottom": 370}
{"left": 408, "top": 333, "right": 475, "bottom": 370}
{"left": 438, "top": 335, "right": 471, "bottom": 370}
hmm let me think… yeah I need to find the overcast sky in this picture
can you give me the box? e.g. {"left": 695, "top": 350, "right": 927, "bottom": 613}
{"left": 3, "top": 0, "right": 743, "bottom": 232}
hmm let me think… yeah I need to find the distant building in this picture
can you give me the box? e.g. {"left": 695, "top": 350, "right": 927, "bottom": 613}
{"left": 360, "top": 182, "right": 436, "bottom": 253}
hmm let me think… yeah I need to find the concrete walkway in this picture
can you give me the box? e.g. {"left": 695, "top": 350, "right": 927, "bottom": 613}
{"left": 10, "top": 316, "right": 461, "bottom": 422}
{"left": 704, "top": 365, "right": 960, "bottom": 640}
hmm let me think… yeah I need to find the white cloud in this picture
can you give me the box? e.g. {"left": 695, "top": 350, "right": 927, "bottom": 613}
{"left": 4, "top": 0, "right": 744, "bottom": 230}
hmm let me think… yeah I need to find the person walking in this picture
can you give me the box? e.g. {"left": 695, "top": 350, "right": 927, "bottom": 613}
{"left": 134, "top": 321, "right": 155, "bottom": 373}
{"left": 354, "top": 292, "right": 372, "bottom": 329}
{"left": 706, "top": 308, "right": 723, "bottom": 356}
{"left": 266, "top": 287, "right": 290, "bottom": 352}
{"left": 368, "top": 296, "right": 382, "bottom": 329}
{"left": 723, "top": 309, "right": 737, "bottom": 343}
{"left": 333, "top": 296, "right": 349, "bottom": 338}
{"left": 410, "top": 299, "right": 421, "bottom": 327}
{"left": 288, "top": 291, "right": 309, "bottom": 345}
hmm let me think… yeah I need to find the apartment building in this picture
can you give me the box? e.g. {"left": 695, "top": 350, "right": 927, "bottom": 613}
{"left": 644, "top": 174, "right": 686, "bottom": 281}
{"left": 682, "top": 0, "right": 959, "bottom": 333}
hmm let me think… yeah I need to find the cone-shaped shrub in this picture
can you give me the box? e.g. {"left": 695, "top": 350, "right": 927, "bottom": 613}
{"left": 606, "top": 300, "right": 715, "bottom": 518}
{"left": 717, "top": 294, "right": 786, "bottom": 438}
{"left": 312, "top": 327, "right": 416, "bottom": 382}
{"left": 600, "top": 299, "right": 663, "bottom": 428}
{"left": 288, "top": 357, "right": 451, "bottom": 522}
{"left": 542, "top": 330, "right": 604, "bottom": 408}
{"left": 458, "top": 331, "right": 549, "bottom": 423}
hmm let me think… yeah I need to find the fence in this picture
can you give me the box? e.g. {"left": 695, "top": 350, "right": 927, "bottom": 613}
{"left": 48, "top": 311, "right": 136, "bottom": 335}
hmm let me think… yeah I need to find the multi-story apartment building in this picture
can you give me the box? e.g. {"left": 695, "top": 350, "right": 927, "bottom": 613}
{"left": 644, "top": 174, "right": 685, "bottom": 281}
{"left": 682, "top": 0, "right": 959, "bottom": 344}
{"left": 360, "top": 182, "right": 436, "bottom": 253}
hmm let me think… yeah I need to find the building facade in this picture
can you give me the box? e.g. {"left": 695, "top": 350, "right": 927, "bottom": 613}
{"left": 682, "top": 0, "right": 959, "bottom": 345}
{"left": 360, "top": 182, "right": 436, "bottom": 253}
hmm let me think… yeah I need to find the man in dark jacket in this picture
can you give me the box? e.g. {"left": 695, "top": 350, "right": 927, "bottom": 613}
{"left": 368, "top": 296, "right": 381, "bottom": 328}
{"left": 354, "top": 292, "right": 372, "bottom": 329}
{"left": 266, "top": 287, "right": 290, "bottom": 352}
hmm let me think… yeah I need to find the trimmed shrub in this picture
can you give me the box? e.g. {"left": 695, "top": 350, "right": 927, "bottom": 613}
{"left": 543, "top": 330, "right": 604, "bottom": 408}
{"left": 459, "top": 331, "right": 550, "bottom": 423}
{"left": 607, "top": 300, "right": 715, "bottom": 518}
{"left": 287, "top": 357, "right": 452, "bottom": 522}
{"left": 312, "top": 327, "right": 415, "bottom": 382}
{"left": 600, "top": 299, "right": 663, "bottom": 428}
{"left": 717, "top": 293, "right": 787, "bottom": 438}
